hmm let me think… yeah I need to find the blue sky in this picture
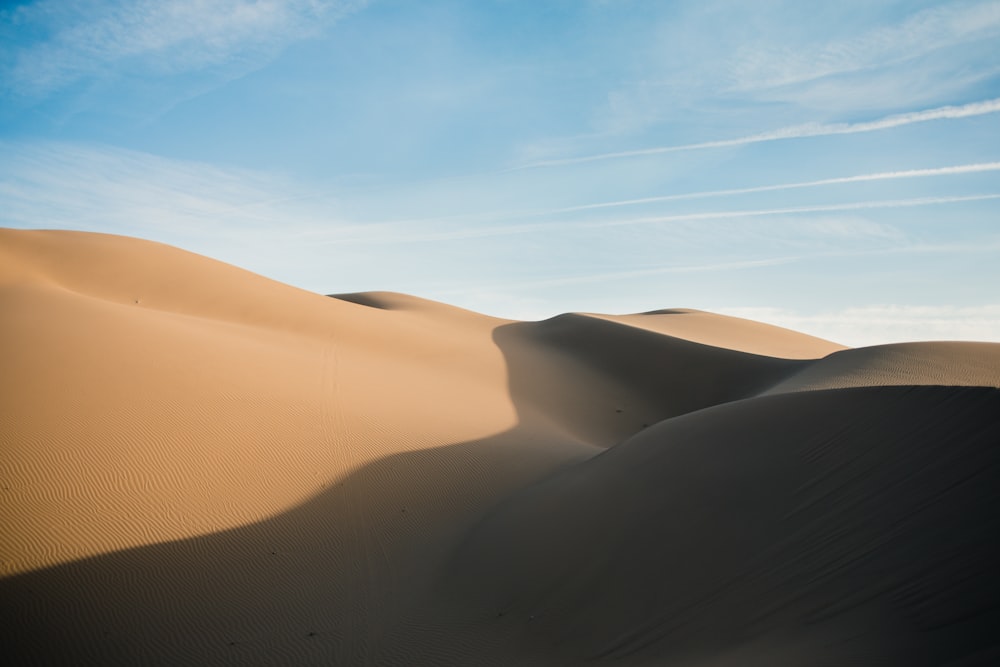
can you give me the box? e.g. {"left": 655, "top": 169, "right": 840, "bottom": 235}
{"left": 2, "top": 0, "right": 999, "bottom": 345}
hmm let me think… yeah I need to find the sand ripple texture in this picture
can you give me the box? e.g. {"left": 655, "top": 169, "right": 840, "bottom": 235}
{"left": 2, "top": 229, "right": 999, "bottom": 666}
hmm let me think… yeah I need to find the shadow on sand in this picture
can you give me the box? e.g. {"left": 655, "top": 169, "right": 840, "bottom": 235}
{"left": 3, "top": 317, "right": 1000, "bottom": 666}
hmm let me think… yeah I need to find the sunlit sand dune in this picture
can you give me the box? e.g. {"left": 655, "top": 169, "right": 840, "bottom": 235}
{"left": 2, "top": 229, "right": 998, "bottom": 666}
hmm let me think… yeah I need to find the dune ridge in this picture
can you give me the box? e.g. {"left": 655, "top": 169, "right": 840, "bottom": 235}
{"left": 2, "top": 229, "right": 999, "bottom": 665}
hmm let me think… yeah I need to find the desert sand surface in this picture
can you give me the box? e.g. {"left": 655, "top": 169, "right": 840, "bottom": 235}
{"left": 2, "top": 228, "right": 999, "bottom": 666}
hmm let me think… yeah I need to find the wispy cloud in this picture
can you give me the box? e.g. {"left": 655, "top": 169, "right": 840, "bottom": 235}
{"left": 581, "top": 194, "right": 1000, "bottom": 231}
{"left": 0, "top": 140, "right": 330, "bottom": 242}
{"left": 315, "top": 160, "right": 1000, "bottom": 231}
{"left": 5, "top": 141, "right": 996, "bottom": 250}
{"left": 0, "top": 0, "right": 366, "bottom": 98}
{"left": 439, "top": 257, "right": 803, "bottom": 294}
{"left": 440, "top": 235, "right": 1000, "bottom": 299}
{"left": 517, "top": 98, "right": 1000, "bottom": 169}
{"left": 579, "top": 1, "right": 1000, "bottom": 140}
{"left": 730, "top": 0, "right": 1000, "bottom": 92}
{"left": 540, "top": 162, "right": 1000, "bottom": 215}
{"left": 320, "top": 193, "right": 1000, "bottom": 245}
{"left": 0, "top": 140, "right": 404, "bottom": 292}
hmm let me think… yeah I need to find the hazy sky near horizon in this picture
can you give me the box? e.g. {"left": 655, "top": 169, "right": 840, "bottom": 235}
{"left": 2, "top": 0, "right": 999, "bottom": 346}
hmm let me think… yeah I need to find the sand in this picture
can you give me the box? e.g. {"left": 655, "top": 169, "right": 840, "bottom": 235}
{"left": 1, "top": 228, "right": 998, "bottom": 666}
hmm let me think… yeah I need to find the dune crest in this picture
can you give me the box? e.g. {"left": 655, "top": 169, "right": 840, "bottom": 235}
{"left": 764, "top": 341, "right": 1000, "bottom": 394}
{"left": 2, "top": 229, "right": 999, "bottom": 665}
{"left": 593, "top": 308, "right": 846, "bottom": 359}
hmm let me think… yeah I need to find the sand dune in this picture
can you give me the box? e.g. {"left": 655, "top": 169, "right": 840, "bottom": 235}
{"left": 764, "top": 341, "right": 1000, "bottom": 395}
{"left": 2, "top": 229, "right": 999, "bottom": 666}
{"left": 593, "top": 308, "right": 846, "bottom": 359}
{"left": 414, "top": 386, "right": 1000, "bottom": 666}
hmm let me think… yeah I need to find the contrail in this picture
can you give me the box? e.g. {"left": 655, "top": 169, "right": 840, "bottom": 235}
{"left": 464, "top": 257, "right": 802, "bottom": 290}
{"left": 517, "top": 98, "right": 1000, "bottom": 169}
{"left": 588, "top": 194, "right": 1000, "bottom": 229}
{"left": 353, "top": 161, "right": 1000, "bottom": 228}
{"left": 549, "top": 162, "right": 1000, "bottom": 214}
{"left": 439, "top": 240, "right": 1000, "bottom": 296}
{"left": 328, "top": 193, "right": 1000, "bottom": 244}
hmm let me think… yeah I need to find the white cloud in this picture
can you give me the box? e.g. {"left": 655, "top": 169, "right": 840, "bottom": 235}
{"left": 538, "top": 162, "right": 1000, "bottom": 215}
{"left": 0, "top": 140, "right": 369, "bottom": 276}
{"left": 433, "top": 222, "right": 999, "bottom": 300}
{"left": 0, "top": 0, "right": 366, "bottom": 97}
{"left": 293, "top": 193, "right": 999, "bottom": 246}
{"left": 4, "top": 141, "right": 996, "bottom": 255}
{"left": 516, "top": 98, "right": 1000, "bottom": 169}
{"left": 0, "top": 140, "right": 497, "bottom": 293}
{"left": 720, "top": 305, "right": 1000, "bottom": 347}
{"left": 587, "top": 194, "right": 1000, "bottom": 230}
{"left": 730, "top": 1, "right": 1000, "bottom": 92}
{"left": 340, "top": 160, "right": 1000, "bottom": 235}
{"left": 565, "top": 1, "right": 1000, "bottom": 147}
{"left": 440, "top": 257, "right": 803, "bottom": 295}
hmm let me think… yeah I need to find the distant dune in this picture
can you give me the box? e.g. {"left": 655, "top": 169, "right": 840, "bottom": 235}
{"left": 2, "top": 229, "right": 999, "bottom": 666}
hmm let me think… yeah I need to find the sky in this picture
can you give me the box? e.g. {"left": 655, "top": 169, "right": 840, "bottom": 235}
{"left": 1, "top": 0, "right": 999, "bottom": 346}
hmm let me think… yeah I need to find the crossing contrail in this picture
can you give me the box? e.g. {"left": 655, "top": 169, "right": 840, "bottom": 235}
{"left": 517, "top": 98, "right": 1000, "bottom": 169}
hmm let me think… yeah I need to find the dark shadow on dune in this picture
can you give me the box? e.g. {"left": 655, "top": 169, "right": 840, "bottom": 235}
{"left": 430, "top": 385, "right": 1000, "bottom": 666}
{"left": 491, "top": 314, "right": 811, "bottom": 445}
{"left": 326, "top": 292, "right": 396, "bottom": 309}
{"left": 3, "top": 316, "right": 1000, "bottom": 666}
{"left": 640, "top": 307, "right": 699, "bottom": 315}
{"left": 0, "top": 429, "right": 585, "bottom": 666}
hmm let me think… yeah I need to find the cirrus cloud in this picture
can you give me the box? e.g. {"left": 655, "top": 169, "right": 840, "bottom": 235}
{"left": 0, "top": 0, "right": 367, "bottom": 98}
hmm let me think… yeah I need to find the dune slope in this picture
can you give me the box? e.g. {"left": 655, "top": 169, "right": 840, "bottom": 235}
{"left": 405, "top": 386, "right": 1000, "bottom": 666}
{"left": 2, "top": 229, "right": 999, "bottom": 666}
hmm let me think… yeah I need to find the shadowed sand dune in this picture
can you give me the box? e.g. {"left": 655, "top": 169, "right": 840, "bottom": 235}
{"left": 2, "top": 229, "right": 999, "bottom": 665}
{"left": 403, "top": 386, "right": 1000, "bottom": 666}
